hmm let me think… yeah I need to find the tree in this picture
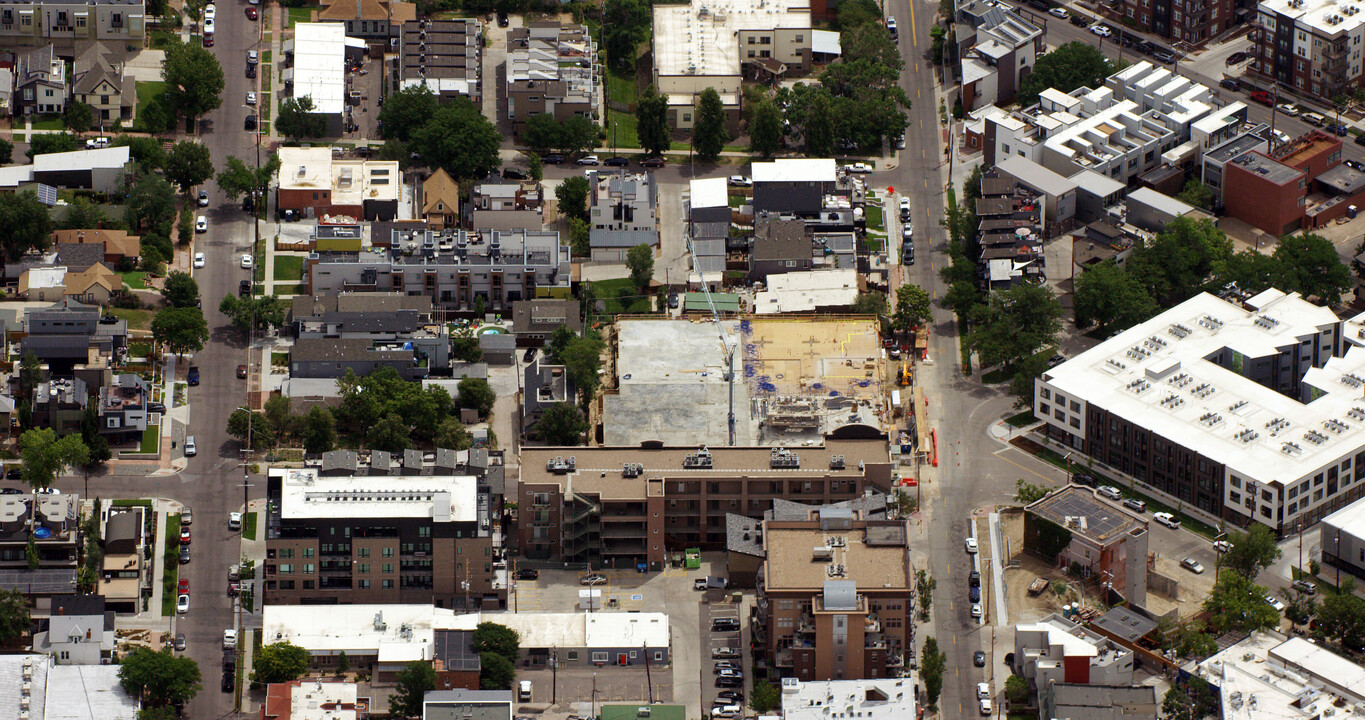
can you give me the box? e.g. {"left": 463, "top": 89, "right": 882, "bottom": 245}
{"left": 522, "top": 113, "right": 561, "bottom": 154}
{"left": 126, "top": 174, "right": 177, "bottom": 235}
{"left": 451, "top": 328, "right": 483, "bottom": 363}
{"left": 692, "top": 88, "right": 729, "bottom": 162}
{"left": 161, "top": 37, "right": 225, "bottom": 122}
{"left": 369, "top": 413, "right": 411, "bottom": 453}
{"left": 434, "top": 418, "right": 472, "bottom": 451}
{"left": 535, "top": 402, "right": 588, "bottom": 445}
{"left": 1171, "top": 620, "right": 1218, "bottom": 659}
{"left": 1073, "top": 261, "right": 1158, "bottom": 336}
{"left": 626, "top": 244, "right": 654, "bottom": 291}
{"left": 114, "top": 135, "right": 166, "bottom": 172}
{"left": 300, "top": 406, "right": 337, "bottom": 454}
{"left": 479, "top": 652, "right": 516, "bottom": 690}
{"left": 915, "top": 569, "right": 936, "bottom": 620}
{"left": 0, "top": 588, "right": 30, "bottom": 643}
{"left": 921, "top": 637, "right": 946, "bottom": 710}
{"left": 227, "top": 409, "right": 275, "bottom": 449}
{"left": 1014, "top": 479, "right": 1050, "bottom": 504}
{"left": 1282, "top": 587, "right": 1318, "bottom": 630}
{"left": 560, "top": 331, "right": 605, "bottom": 399}
{"left": 264, "top": 396, "right": 294, "bottom": 438}
{"left": 18, "top": 352, "right": 42, "bottom": 400}
{"left": 80, "top": 403, "right": 111, "bottom": 469}
{"left": 636, "top": 84, "right": 671, "bottom": 157}
{"left": 151, "top": 307, "right": 208, "bottom": 357}
{"left": 567, "top": 216, "right": 591, "bottom": 257}
{"left": 835, "top": 0, "right": 880, "bottom": 29}
{"left": 378, "top": 85, "right": 439, "bottom": 142}
{"left": 748, "top": 99, "right": 783, "bottom": 158}
{"left": 1314, "top": 579, "right": 1365, "bottom": 648}
{"left": 602, "top": 0, "right": 651, "bottom": 71}
{"left": 1219, "top": 524, "right": 1281, "bottom": 579}
{"left": 557, "top": 116, "right": 600, "bottom": 157}
{"left": 527, "top": 153, "right": 543, "bottom": 183}
{"left": 163, "top": 141, "right": 214, "bottom": 193}
{"left": 219, "top": 294, "right": 287, "bottom": 334}
{"left": 409, "top": 98, "right": 501, "bottom": 180}
{"left": 472, "top": 622, "right": 520, "bottom": 663}
{"left": 26, "top": 132, "right": 80, "bottom": 160}
{"left": 853, "top": 291, "right": 887, "bottom": 318}
{"left": 20, "top": 428, "right": 88, "bottom": 491}
{"left": 1004, "top": 674, "right": 1029, "bottom": 701}
{"left": 390, "top": 661, "right": 436, "bottom": 718}
{"left": 0, "top": 191, "right": 53, "bottom": 261}
{"left": 160, "top": 271, "right": 200, "bottom": 309}
{"left": 1202, "top": 573, "right": 1280, "bottom": 635}
{"left": 1162, "top": 676, "right": 1219, "bottom": 720}
{"left": 841, "top": 22, "right": 903, "bottom": 71}
{"left": 335, "top": 651, "right": 349, "bottom": 676}
{"left": 1126, "top": 217, "right": 1232, "bottom": 307}
{"left": 251, "top": 642, "right": 310, "bottom": 685}
{"left": 60, "top": 197, "right": 109, "bottom": 231}
{"left": 64, "top": 101, "right": 94, "bottom": 133}
{"left": 1175, "top": 179, "right": 1214, "bottom": 210}
{"left": 1008, "top": 353, "right": 1050, "bottom": 409}
{"left": 751, "top": 682, "right": 781, "bottom": 712}
{"left": 555, "top": 176, "right": 591, "bottom": 222}
{"left": 117, "top": 647, "right": 202, "bottom": 708}
{"left": 216, "top": 154, "right": 282, "bottom": 203}
{"left": 967, "top": 283, "right": 1063, "bottom": 369}
{"left": 1272, "top": 233, "right": 1354, "bottom": 306}
{"left": 277, "top": 95, "right": 329, "bottom": 140}
{"left": 1018, "top": 42, "right": 1117, "bottom": 107}
{"left": 891, "top": 284, "right": 932, "bottom": 334}
{"left": 0, "top": 137, "right": 12, "bottom": 164}
{"left": 457, "top": 378, "right": 496, "bottom": 418}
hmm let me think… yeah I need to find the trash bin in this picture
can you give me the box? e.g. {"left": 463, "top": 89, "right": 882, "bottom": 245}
{"left": 1349, "top": 205, "right": 1359, "bottom": 219}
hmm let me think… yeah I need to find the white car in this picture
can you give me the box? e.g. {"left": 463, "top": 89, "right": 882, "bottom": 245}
{"left": 246, "top": 91, "right": 257, "bottom": 105}
{"left": 1153, "top": 512, "right": 1181, "bottom": 529}
{"left": 193, "top": 253, "right": 205, "bottom": 269}
{"left": 203, "top": 17, "right": 214, "bottom": 34}
{"left": 894, "top": 136, "right": 906, "bottom": 149}
{"left": 85, "top": 137, "right": 109, "bottom": 149}
{"left": 844, "top": 162, "right": 873, "bottom": 174}
{"left": 203, "top": 3, "right": 215, "bottom": 20}
{"left": 1277, "top": 103, "right": 1301, "bottom": 117}
{"left": 575, "top": 155, "right": 600, "bottom": 166}
{"left": 970, "top": 603, "right": 983, "bottom": 618}
{"left": 1096, "top": 485, "right": 1121, "bottom": 500}
{"left": 979, "top": 698, "right": 993, "bottom": 716}
{"left": 229, "top": 512, "right": 242, "bottom": 530}
{"left": 1180, "top": 557, "right": 1204, "bottom": 574}
{"left": 223, "top": 629, "right": 237, "bottom": 650}
{"left": 965, "top": 537, "right": 978, "bottom": 553}
{"left": 728, "top": 175, "right": 752, "bottom": 187}
{"left": 977, "top": 683, "right": 991, "bottom": 700}
{"left": 177, "top": 594, "right": 190, "bottom": 613}
{"left": 1266, "top": 595, "right": 1286, "bottom": 612}
{"left": 1090, "top": 24, "right": 1112, "bottom": 37}
{"left": 240, "top": 254, "right": 253, "bottom": 269}
{"left": 1049, "top": 6, "right": 1069, "bottom": 17}
{"left": 1213, "top": 540, "right": 1233, "bottom": 553}
{"left": 197, "top": 190, "right": 209, "bottom": 206}
{"left": 1272, "top": 129, "right": 1290, "bottom": 143}
{"left": 195, "top": 216, "right": 207, "bottom": 233}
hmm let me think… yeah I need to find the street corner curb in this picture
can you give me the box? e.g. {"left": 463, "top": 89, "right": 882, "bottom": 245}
{"left": 988, "top": 420, "right": 1011, "bottom": 440}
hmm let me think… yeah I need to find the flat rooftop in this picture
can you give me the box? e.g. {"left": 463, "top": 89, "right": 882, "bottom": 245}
{"left": 1196, "top": 631, "right": 1354, "bottom": 719}
{"left": 1261, "top": 0, "right": 1365, "bottom": 35}
{"left": 1026, "top": 486, "right": 1144, "bottom": 546}
{"left": 1042, "top": 289, "right": 1365, "bottom": 489}
{"left": 1323, "top": 495, "right": 1365, "bottom": 534}
{"left": 1229, "top": 151, "right": 1304, "bottom": 186}
{"left": 287, "top": 23, "right": 347, "bottom": 116}
{"left": 764, "top": 524, "right": 908, "bottom": 591}
{"left": 272, "top": 467, "right": 478, "bottom": 522}
{"left": 654, "top": 0, "right": 810, "bottom": 78}
{"left": 780, "top": 678, "right": 915, "bottom": 720}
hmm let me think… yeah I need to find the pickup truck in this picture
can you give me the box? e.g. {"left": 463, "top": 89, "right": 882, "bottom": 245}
{"left": 1027, "top": 577, "right": 1049, "bottom": 596}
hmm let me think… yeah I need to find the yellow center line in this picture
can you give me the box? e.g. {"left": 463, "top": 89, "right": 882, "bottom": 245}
{"left": 910, "top": 0, "right": 919, "bottom": 45}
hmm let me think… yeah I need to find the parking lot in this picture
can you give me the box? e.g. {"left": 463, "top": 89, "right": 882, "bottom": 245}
{"left": 700, "top": 602, "right": 749, "bottom": 713}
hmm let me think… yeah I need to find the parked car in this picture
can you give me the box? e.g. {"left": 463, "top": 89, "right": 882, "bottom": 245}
{"left": 579, "top": 573, "right": 607, "bottom": 586}
{"left": 1096, "top": 485, "right": 1122, "bottom": 500}
{"left": 694, "top": 578, "right": 709, "bottom": 591}
{"left": 668, "top": 292, "right": 680, "bottom": 309}
{"left": 184, "top": 436, "right": 197, "bottom": 456}
{"left": 970, "top": 603, "right": 983, "bottom": 618}
{"left": 641, "top": 156, "right": 666, "bottom": 168}
{"left": 1153, "top": 512, "right": 1181, "bottom": 529}
{"left": 1090, "top": 24, "right": 1112, "bottom": 37}
{"left": 716, "top": 690, "right": 743, "bottom": 703}
{"left": 713, "top": 648, "right": 740, "bottom": 659}
{"left": 229, "top": 512, "right": 242, "bottom": 530}
{"left": 974, "top": 650, "right": 986, "bottom": 666}
{"left": 177, "top": 594, "right": 190, "bottom": 613}
{"left": 978, "top": 683, "right": 991, "bottom": 700}
{"left": 180, "top": 528, "right": 191, "bottom": 545}
{"left": 1048, "top": 6, "right": 1069, "bottom": 17}
{"left": 1292, "top": 579, "right": 1318, "bottom": 595}
{"left": 1226, "top": 50, "right": 1249, "bottom": 64}
{"left": 1213, "top": 540, "right": 1233, "bottom": 553}
{"left": 576, "top": 155, "right": 600, "bottom": 166}
{"left": 1219, "top": 78, "right": 1240, "bottom": 91}
{"left": 843, "top": 162, "right": 873, "bottom": 174}
{"left": 148, "top": 401, "right": 166, "bottom": 414}
{"left": 979, "top": 698, "right": 993, "bottom": 716}
{"left": 969, "top": 570, "right": 980, "bottom": 587}
{"left": 515, "top": 568, "right": 538, "bottom": 580}
{"left": 502, "top": 167, "right": 528, "bottom": 180}
{"left": 1122, "top": 498, "right": 1146, "bottom": 513}
{"left": 1302, "top": 112, "right": 1328, "bottom": 126}
{"left": 540, "top": 154, "right": 565, "bottom": 164}
{"left": 241, "top": 254, "right": 254, "bottom": 269}
{"left": 222, "top": 672, "right": 234, "bottom": 693}
{"left": 604, "top": 156, "right": 630, "bottom": 167}
{"left": 239, "top": 280, "right": 252, "bottom": 297}
{"left": 175, "top": 633, "right": 187, "bottom": 651}
{"left": 1072, "top": 473, "right": 1095, "bottom": 486}
{"left": 195, "top": 216, "right": 207, "bottom": 233}
{"left": 1355, "top": 134, "right": 1365, "bottom": 147}
{"left": 1327, "top": 123, "right": 1349, "bottom": 136}
{"left": 714, "top": 660, "right": 741, "bottom": 672}
{"left": 1068, "top": 12, "right": 1088, "bottom": 26}
{"left": 716, "top": 676, "right": 743, "bottom": 688}
{"left": 245, "top": 6, "right": 257, "bottom": 19}
{"left": 899, "top": 197, "right": 911, "bottom": 221}
{"left": 187, "top": 367, "right": 200, "bottom": 386}
{"left": 1152, "top": 50, "right": 1175, "bottom": 63}
{"left": 1181, "top": 557, "right": 1204, "bottom": 573}
{"left": 1277, "top": 103, "right": 1302, "bottom": 116}
{"left": 1273, "top": 129, "right": 1291, "bottom": 144}
{"left": 497, "top": 10, "right": 508, "bottom": 25}
{"left": 711, "top": 618, "right": 741, "bottom": 632}
{"left": 179, "top": 547, "right": 191, "bottom": 564}
{"left": 1266, "top": 595, "right": 1286, "bottom": 611}
{"left": 969, "top": 585, "right": 980, "bottom": 602}
{"left": 965, "top": 537, "right": 978, "bottom": 553}
{"left": 728, "top": 175, "right": 753, "bottom": 187}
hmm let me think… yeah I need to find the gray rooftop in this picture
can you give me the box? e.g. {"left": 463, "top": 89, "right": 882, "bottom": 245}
{"left": 726, "top": 513, "right": 764, "bottom": 557}
{"left": 1091, "top": 605, "right": 1158, "bottom": 642}
{"left": 1026, "top": 485, "right": 1144, "bottom": 547}
{"left": 1206, "top": 131, "right": 1273, "bottom": 165}
{"left": 1316, "top": 164, "right": 1365, "bottom": 195}
{"left": 1229, "top": 151, "right": 1304, "bottom": 186}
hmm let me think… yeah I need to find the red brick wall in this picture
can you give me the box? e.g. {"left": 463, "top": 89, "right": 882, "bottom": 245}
{"left": 1063, "top": 654, "right": 1091, "bottom": 684}
{"left": 1224, "top": 162, "right": 1305, "bottom": 236}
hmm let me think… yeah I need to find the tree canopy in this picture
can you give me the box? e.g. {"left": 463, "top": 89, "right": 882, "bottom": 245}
{"left": 151, "top": 307, "right": 208, "bottom": 357}
{"left": 20, "top": 428, "right": 88, "bottom": 491}
{"left": 161, "top": 271, "right": 200, "bottom": 309}
{"left": 747, "top": 98, "right": 783, "bottom": 158}
{"left": 0, "top": 191, "right": 53, "bottom": 261}
{"left": 967, "top": 283, "right": 1062, "bottom": 368}
{"left": 535, "top": 402, "right": 588, "bottom": 445}
{"left": 215, "top": 154, "right": 281, "bottom": 202}
{"left": 163, "top": 141, "right": 214, "bottom": 192}
{"left": 161, "top": 37, "right": 225, "bottom": 122}
{"left": 555, "top": 176, "right": 591, "bottom": 222}
{"left": 251, "top": 642, "right": 311, "bottom": 685}
{"left": 693, "top": 88, "right": 730, "bottom": 161}
{"left": 1073, "top": 261, "right": 1158, "bottom": 337}
{"left": 626, "top": 244, "right": 654, "bottom": 291}
{"left": 219, "top": 294, "right": 287, "bottom": 334}
{"left": 602, "top": 0, "right": 651, "bottom": 71}
{"left": 277, "top": 95, "right": 329, "bottom": 140}
{"left": 377, "top": 85, "right": 439, "bottom": 143}
{"left": 636, "top": 85, "right": 671, "bottom": 157}
{"left": 0, "top": 588, "right": 30, "bottom": 644}
{"left": 390, "top": 661, "right": 436, "bottom": 718}
{"left": 1271, "top": 233, "right": 1354, "bottom": 306}
{"left": 479, "top": 652, "right": 516, "bottom": 690}
{"left": 334, "top": 366, "right": 457, "bottom": 447}
{"left": 891, "top": 284, "right": 932, "bottom": 334}
{"left": 457, "top": 377, "right": 496, "bottom": 419}
{"left": 117, "top": 648, "right": 202, "bottom": 709}
{"left": 409, "top": 98, "right": 501, "bottom": 180}
{"left": 1202, "top": 573, "right": 1280, "bottom": 635}
{"left": 1126, "top": 217, "right": 1232, "bottom": 307}
{"left": 472, "top": 622, "right": 520, "bottom": 663}
{"left": 1018, "top": 42, "right": 1119, "bottom": 107}
{"left": 1218, "top": 524, "right": 1281, "bottom": 579}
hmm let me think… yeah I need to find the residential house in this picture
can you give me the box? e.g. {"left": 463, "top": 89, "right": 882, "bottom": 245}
{"left": 510, "top": 298, "right": 582, "bottom": 347}
{"left": 1014, "top": 614, "right": 1136, "bottom": 689}
{"left": 62, "top": 262, "right": 116, "bottom": 305}
{"left": 19, "top": 267, "right": 68, "bottom": 302}
{"left": 588, "top": 171, "right": 658, "bottom": 262}
{"left": 20, "top": 299, "right": 126, "bottom": 370}
{"left": 32, "top": 146, "right": 132, "bottom": 193}
{"left": 317, "top": 0, "right": 416, "bottom": 44}
{"left": 467, "top": 182, "right": 542, "bottom": 232}
{"left": 31, "top": 594, "right": 115, "bottom": 664}
{"left": 14, "top": 45, "right": 64, "bottom": 116}
{"left": 50, "top": 228, "right": 140, "bottom": 266}
{"left": 288, "top": 291, "right": 450, "bottom": 370}
{"left": 750, "top": 214, "right": 811, "bottom": 281}
{"left": 751, "top": 159, "right": 839, "bottom": 216}
{"left": 521, "top": 355, "right": 575, "bottom": 436}
{"left": 99, "top": 505, "right": 145, "bottom": 613}
{"left": 423, "top": 168, "right": 462, "bottom": 229}
{"left": 956, "top": 3, "right": 1043, "bottom": 111}
{"left": 97, "top": 373, "right": 148, "bottom": 443}
{"left": 72, "top": 43, "right": 131, "bottom": 124}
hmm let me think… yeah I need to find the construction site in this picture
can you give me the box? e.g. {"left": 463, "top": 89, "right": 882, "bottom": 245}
{"left": 603, "top": 316, "right": 892, "bottom": 447}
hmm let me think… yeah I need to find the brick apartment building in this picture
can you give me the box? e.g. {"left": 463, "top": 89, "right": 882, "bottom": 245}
{"left": 517, "top": 439, "right": 894, "bottom": 569}
{"left": 1251, "top": 0, "right": 1365, "bottom": 104}
{"left": 756, "top": 508, "right": 913, "bottom": 681}
{"left": 1119, "top": 0, "right": 1235, "bottom": 45}
{"left": 264, "top": 467, "right": 504, "bottom": 609}
{"left": 1223, "top": 130, "right": 1343, "bottom": 235}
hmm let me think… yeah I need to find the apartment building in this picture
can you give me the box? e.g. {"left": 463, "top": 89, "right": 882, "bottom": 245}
{"left": 1014, "top": 614, "right": 1136, "bottom": 688}
{"left": 277, "top": 146, "right": 400, "bottom": 221}
{"left": 957, "top": 3, "right": 1043, "bottom": 110}
{"left": 1024, "top": 486, "right": 1149, "bottom": 605}
{"left": 263, "top": 467, "right": 504, "bottom": 610}
{"left": 517, "top": 439, "right": 894, "bottom": 569}
{"left": 0, "top": 0, "right": 145, "bottom": 44}
{"left": 1223, "top": 130, "right": 1342, "bottom": 235}
{"left": 288, "top": 292, "right": 449, "bottom": 372}
{"left": 1035, "top": 288, "right": 1365, "bottom": 533}
{"left": 1119, "top": 0, "right": 1235, "bottom": 44}
{"left": 652, "top": 0, "right": 810, "bottom": 130}
{"left": 1251, "top": 0, "right": 1365, "bottom": 103}
{"left": 756, "top": 508, "right": 913, "bottom": 681}
{"left": 587, "top": 171, "right": 657, "bottom": 262}
{"left": 399, "top": 18, "right": 480, "bottom": 102}
{"left": 0, "top": 492, "right": 78, "bottom": 572}
{"left": 467, "top": 181, "right": 543, "bottom": 232}
{"left": 506, "top": 22, "right": 598, "bottom": 133}
{"left": 14, "top": 45, "right": 64, "bottom": 116}
{"left": 751, "top": 159, "right": 840, "bottom": 216}
{"left": 317, "top": 0, "right": 416, "bottom": 42}
{"left": 305, "top": 223, "right": 570, "bottom": 313}
{"left": 976, "top": 171, "right": 1044, "bottom": 291}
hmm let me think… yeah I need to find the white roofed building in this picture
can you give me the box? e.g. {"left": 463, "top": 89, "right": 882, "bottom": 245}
{"left": 778, "top": 677, "right": 915, "bottom": 720}
{"left": 283, "top": 23, "right": 348, "bottom": 135}
{"left": 276, "top": 147, "right": 402, "bottom": 221}
{"left": 1014, "top": 614, "right": 1135, "bottom": 688}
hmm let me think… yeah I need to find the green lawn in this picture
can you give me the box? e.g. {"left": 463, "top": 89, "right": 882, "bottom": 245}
{"left": 260, "top": 93, "right": 273, "bottom": 122}
{"left": 161, "top": 513, "right": 181, "bottom": 616}
{"left": 287, "top": 283, "right": 308, "bottom": 296}
{"left": 606, "top": 70, "right": 637, "bottom": 106}
{"left": 112, "top": 499, "right": 153, "bottom": 508}
{"left": 668, "top": 140, "right": 749, "bottom": 153}
{"left": 121, "top": 271, "right": 148, "bottom": 289}
{"left": 607, "top": 109, "right": 639, "bottom": 149}
{"left": 109, "top": 307, "right": 154, "bottom": 331}
{"left": 129, "top": 342, "right": 152, "bottom": 358}
{"left": 149, "top": 29, "right": 178, "bottom": 49}
{"left": 287, "top": 7, "right": 311, "bottom": 26}
{"left": 273, "top": 255, "right": 303, "bottom": 281}
{"left": 728, "top": 195, "right": 746, "bottom": 208}
{"left": 271, "top": 351, "right": 290, "bottom": 367}
{"left": 139, "top": 425, "right": 161, "bottom": 454}
{"left": 589, "top": 277, "right": 652, "bottom": 314}
{"left": 31, "top": 115, "right": 63, "bottom": 131}
{"left": 1005, "top": 411, "right": 1037, "bottom": 427}
{"left": 242, "top": 511, "right": 258, "bottom": 541}
{"left": 262, "top": 50, "right": 272, "bottom": 64}
{"left": 865, "top": 203, "right": 885, "bottom": 233}
{"left": 134, "top": 81, "right": 167, "bottom": 132}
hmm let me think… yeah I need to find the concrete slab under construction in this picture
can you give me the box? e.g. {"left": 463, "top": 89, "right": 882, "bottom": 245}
{"left": 604, "top": 317, "right": 888, "bottom": 447}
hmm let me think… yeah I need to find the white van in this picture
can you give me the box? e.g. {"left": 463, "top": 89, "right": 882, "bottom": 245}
{"left": 184, "top": 436, "right": 197, "bottom": 456}
{"left": 517, "top": 680, "right": 532, "bottom": 701}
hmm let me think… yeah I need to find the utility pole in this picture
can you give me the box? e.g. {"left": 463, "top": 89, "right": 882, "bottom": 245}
{"left": 551, "top": 646, "right": 558, "bottom": 704}
{"left": 643, "top": 642, "right": 653, "bottom": 703}
{"left": 591, "top": 672, "right": 598, "bottom": 720}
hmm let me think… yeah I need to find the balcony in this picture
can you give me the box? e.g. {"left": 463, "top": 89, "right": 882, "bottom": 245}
{"left": 865, "top": 614, "right": 881, "bottom": 633}
{"left": 600, "top": 523, "right": 645, "bottom": 539}
{"left": 865, "top": 632, "right": 889, "bottom": 650}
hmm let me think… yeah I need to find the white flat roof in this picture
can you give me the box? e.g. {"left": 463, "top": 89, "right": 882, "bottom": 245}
{"left": 810, "top": 29, "right": 841, "bottom": 55}
{"left": 751, "top": 158, "right": 836, "bottom": 184}
{"left": 690, "top": 177, "right": 729, "bottom": 209}
{"left": 754, "top": 268, "right": 859, "bottom": 314}
{"left": 0, "top": 164, "right": 34, "bottom": 188}
{"left": 289, "top": 681, "right": 360, "bottom": 720}
{"left": 264, "top": 604, "right": 446, "bottom": 659}
{"left": 445, "top": 611, "right": 671, "bottom": 649}
{"left": 288, "top": 23, "right": 347, "bottom": 115}
{"left": 1018, "top": 618, "right": 1099, "bottom": 658}
{"left": 1260, "top": 0, "right": 1365, "bottom": 35}
{"left": 272, "top": 467, "right": 478, "bottom": 522}
{"left": 1042, "top": 290, "right": 1363, "bottom": 489}
{"left": 1068, "top": 168, "right": 1125, "bottom": 197}
{"left": 1323, "top": 496, "right": 1365, "bottom": 534}
{"left": 1270, "top": 636, "right": 1365, "bottom": 701}
{"left": 780, "top": 678, "right": 915, "bottom": 720}
{"left": 997, "top": 155, "right": 1077, "bottom": 197}
{"left": 45, "top": 665, "right": 138, "bottom": 720}
{"left": 33, "top": 146, "right": 130, "bottom": 173}
{"left": 24, "top": 267, "right": 67, "bottom": 288}
{"left": 1128, "top": 186, "right": 1197, "bottom": 219}
{"left": 1197, "top": 632, "right": 1352, "bottom": 719}
{"left": 654, "top": 0, "right": 810, "bottom": 77}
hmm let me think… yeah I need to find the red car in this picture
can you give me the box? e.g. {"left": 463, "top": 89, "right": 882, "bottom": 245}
{"left": 1249, "top": 91, "right": 1274, "bottom": 106}
{"left": 178, "top": 578, "right": 189, "bottom": 594}
{"left": 245, "top": 6, "right": 257, "bottom": 19}
{"left": 641, "top": 156, "right": 666, "bottom": 168}
{"left": 180, "top": 528, "right": 191, "bottom": 545}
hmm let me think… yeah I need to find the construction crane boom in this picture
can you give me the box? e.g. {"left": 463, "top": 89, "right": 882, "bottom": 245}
{"left": 684, "top": 229, "right": 738, "bottom": 445}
